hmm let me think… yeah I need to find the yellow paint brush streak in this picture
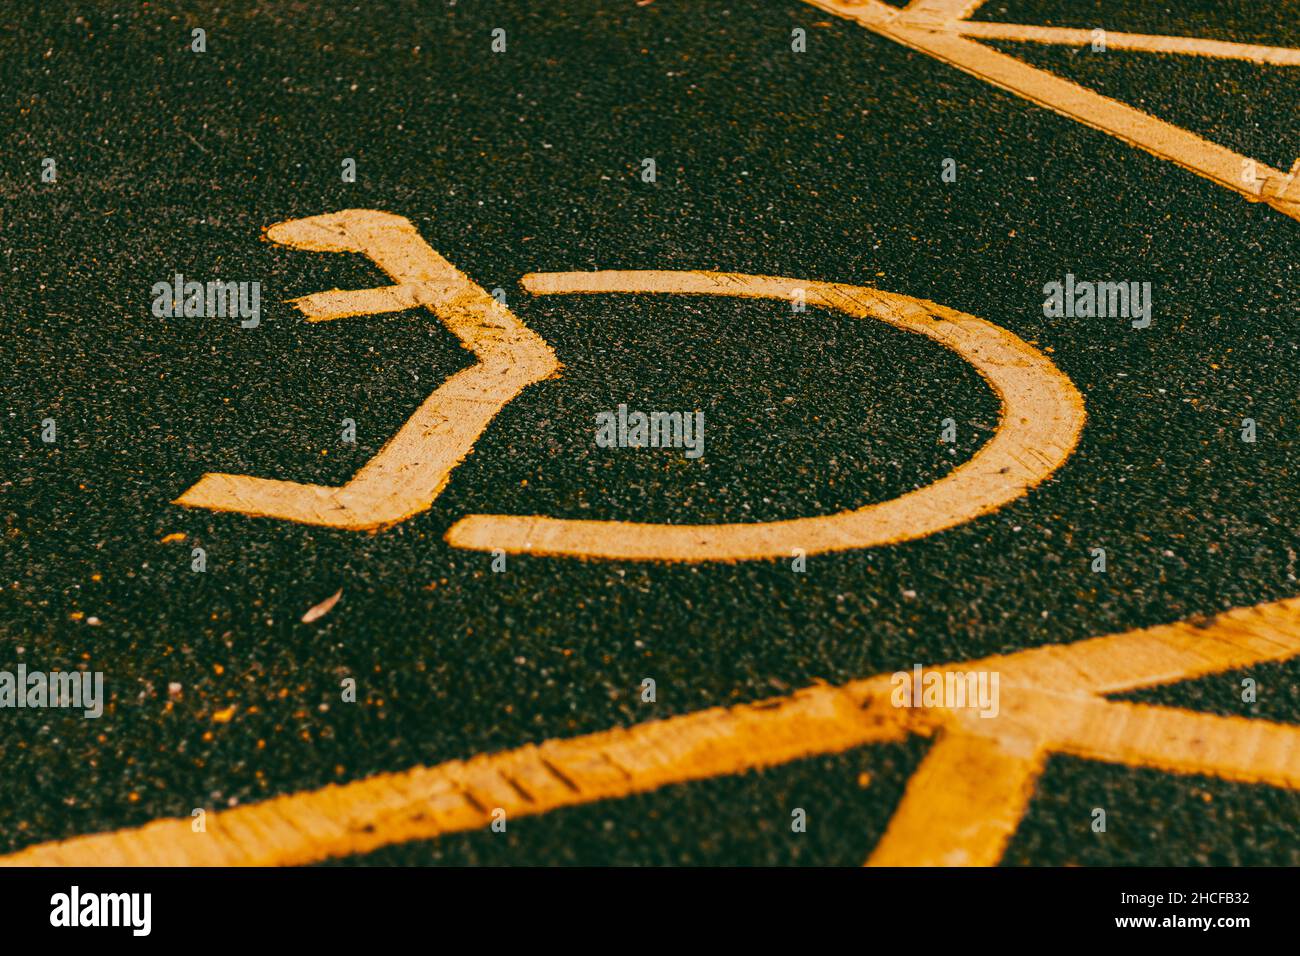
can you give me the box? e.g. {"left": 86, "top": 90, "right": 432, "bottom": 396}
{"left": 7, "top": 597, "right": 1299, "bottom": 867}
{"left": 447, "top": 269, "right": 1085, "bottom": 562}
{"left": 174, "top": 209, "right": 559, "bottom": 530}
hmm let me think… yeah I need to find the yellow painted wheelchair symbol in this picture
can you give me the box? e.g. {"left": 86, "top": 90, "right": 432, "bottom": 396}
{"left": 176, "top": 209, "right": 1085, "bottom": 562}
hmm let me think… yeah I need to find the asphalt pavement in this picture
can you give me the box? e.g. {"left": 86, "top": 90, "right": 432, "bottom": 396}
{"left": 1, "top": 0, "right": 1298, "bottom": 865}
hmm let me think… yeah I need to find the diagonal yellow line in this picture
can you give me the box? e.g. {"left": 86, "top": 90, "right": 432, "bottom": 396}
{"left": 801, "top": 0, "right": 1300, "bottom": 222}
{"left": 985, "top": 597, "right": 1300, "bottom": 694}
{"left": 954, "top": 22, "right": 1300, "bottom": 65}
{"left": 901, "top": 0, "right": 1300, "bottom": 65}
{"left": 900, "top": 0, "right": 990, "bottom": 24}
{"left": 1054, "top": 700, "right": 1300, "bottom": 789}
{"left": 0, "top": 677, "right": 909, "bottom": 866}
{"left": 5, "top": 599, "right": 1300, "bottom": 866}
{"left": 867, "top": 729, "right": 1046, "bottom": 866}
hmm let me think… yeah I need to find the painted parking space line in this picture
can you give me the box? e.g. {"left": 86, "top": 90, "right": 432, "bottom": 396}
{"left": 867, "top": 731, "right": 1044, "bottom": 867}
{"left": 803, "top": 0, "right": 1300, "bottom": 221}
{"left": 952, "top": 22, "right": 1300, "bottom": 66}
{"left": 447, "top": 269, "right": 1085, "bottom": 562}
{"left": 6, "top": 597, "right": 1299, "bottom": 867}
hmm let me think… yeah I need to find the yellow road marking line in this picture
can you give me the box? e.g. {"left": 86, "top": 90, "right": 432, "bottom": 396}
{"left": 174, "top": 209, "right": 559, "bottom": 530}
{"left": 867, "top": 730, "right": 1045, "bottom": 866}
{"left": 1055, "top": 700, "right": 1300, "bottom": 788}
{"left": 954, "top": 22, "right": 1300, "bottom": 66}
{"left": 802, "top": 0, "right": 1300, "bottom": 222}
{"left": 864, "top": 597, "right": 1300, "bottom": 865}
{"left": 899, "top": 0, "right": 989, "bottom": 25}
{"left": 0, "top": 675, "right": 907, "bottom": 866}
{"left": 7, "top": 597, "right": 1299, "bottom": 867}
{"left": 446, "top": 269, "right": 1085, "bottom": 562}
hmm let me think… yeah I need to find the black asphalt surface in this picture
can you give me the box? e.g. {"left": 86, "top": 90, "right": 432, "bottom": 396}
{"left": 1, "top": 0, "right": 1298, "bottom": 865}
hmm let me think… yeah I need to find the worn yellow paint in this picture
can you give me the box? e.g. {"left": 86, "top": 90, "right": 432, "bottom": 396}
{"left": 801, "top": 0, "right": 1300, "bottom": 222}
{"left": 447, "top": 269, "right": 1085, "bottom": 562}
{"left": 900, "top": 0, "right": 991, "bottom": 24}
{"left": 7, "top": 597, "right": 1300, "bottom": 867}
{"left": 174, "top": 209, "right": 559, "bottom": 529}
{"left": 954, "top": 22, "right": 1300, "bottom": 66}
{"left": 867, "top": 730, "right": 1045, "bottom": 866}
